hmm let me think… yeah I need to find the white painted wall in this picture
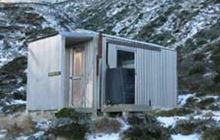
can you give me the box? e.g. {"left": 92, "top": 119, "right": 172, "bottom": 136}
{"left": 27, "top": 35, "right": 63, "bottom": 110}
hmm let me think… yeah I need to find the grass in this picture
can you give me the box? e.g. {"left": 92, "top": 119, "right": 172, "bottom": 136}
{"left": 0, "top": 113, "right": 35, "bottom": 137}
{"left": 92, "top": 117, "right": 121, "bottom": 133}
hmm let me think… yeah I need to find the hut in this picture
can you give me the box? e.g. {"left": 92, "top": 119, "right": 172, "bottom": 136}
{"left": 27, "top": 29, "right": 177, "bottom": 113}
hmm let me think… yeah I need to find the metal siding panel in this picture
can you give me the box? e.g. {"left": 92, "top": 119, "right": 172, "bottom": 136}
{"left": 27, "top": 35, "right": 62, "bottom": 110}
{"left": 158, "top": 49, "right": 177, "bottom": 108}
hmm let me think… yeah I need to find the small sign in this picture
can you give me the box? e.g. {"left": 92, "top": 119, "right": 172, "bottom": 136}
{"left": 48, "top": 71, "right": 61, "bottom": 77}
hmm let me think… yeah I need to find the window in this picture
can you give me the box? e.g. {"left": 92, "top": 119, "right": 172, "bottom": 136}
{"left": 117, "top": 50, "right": 134, "bottom": 68}
{"left": 73, "top": 49, "right": 83, "bottom": 77}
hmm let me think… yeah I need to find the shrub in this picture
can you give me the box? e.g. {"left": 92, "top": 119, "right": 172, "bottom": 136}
{"left": 154, "top": 108, "right": 194, "bottom": 117}
{"left": 122, "top": 122, "right": 170, "bottom": 140}
{"left": 127, "top": 114, "right": 144, "bottom": 126}
{"left": 202, "top": 128, "right": 220, "bottom": 140}
{"left": 173, "top": 118, "right": 218, "bottom": 135}
{"left": 52, "top": 108, "right": 91, "bottom": 140}
{"left": 121, "top": 126, "right": 143, "bottom": 139}
{"left": 122, "top": 113, "right": 170, "bottom": 140}
{"left": 2, "top": 104, "right": 26, "bottom": 114}
{"left": 188, "top": 64, "right": 206, "bottom": 76}
{"left": 197, "top": 98, "right": 215, "bottom": 109}
{"left": 174, "top": 120, "right": 197, "bottom": 135}
{"left": 49, "top": 122, "right": 87, "bottom": 140}
{"left": 55, "top": 108, "right": 90, "bottom": 124}
{"left": 184, "top": 96, "right": 200, "bottom": 108}
{"left": 0, "top": 56, "right": 27, "bottom": 74}
{"left": 193, "top": 53, "right": 205, "bottom": 61}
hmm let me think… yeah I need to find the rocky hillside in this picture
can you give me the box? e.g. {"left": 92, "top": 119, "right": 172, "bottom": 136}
{"left": 0, "top": 0, "right": 220, "bottom": 112}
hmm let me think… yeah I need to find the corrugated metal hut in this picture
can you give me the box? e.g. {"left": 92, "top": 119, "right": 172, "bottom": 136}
{"left": 27, "top": 29, "right": 177, "bottom": 113}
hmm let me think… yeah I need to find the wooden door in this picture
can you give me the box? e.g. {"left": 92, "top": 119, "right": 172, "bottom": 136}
{"left": 72, "top": 47, "right": 85, "bottom": 107}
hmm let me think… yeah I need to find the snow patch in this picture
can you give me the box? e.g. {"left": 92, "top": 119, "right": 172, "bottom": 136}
{"left": 157, "top": 116, "right": 189, "bottom": 128}
{"left": 0, "top": 129, "right": 7, "bottom": 139}
{"left": 171, "top": 133, "right": 200, "bottom": 140}
{"left": 87, "top": 133, "right": 120, "bottom": 140}
{"left": 10, "top": 99, "right": 26, "bottom": 105}
{"left": 178, "top": 94, "right": 195, "bottom": 106}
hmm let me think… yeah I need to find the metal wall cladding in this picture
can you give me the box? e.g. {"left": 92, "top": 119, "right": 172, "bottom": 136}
{"left": 27, "top": 35, "right": 63, "bottom": 110}
{"left": 108, "top": 42, "right": 177, "bottom": 109}
{"left": 135, "top": 48, "right": 177, "bottom": 108}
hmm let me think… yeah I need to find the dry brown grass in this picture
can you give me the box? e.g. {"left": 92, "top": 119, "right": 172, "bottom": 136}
{"left": 93, "top": 117, "right": 122, "bottom": 134}
{"left": 0, "top": 113, "right": 35, "bottom": 137}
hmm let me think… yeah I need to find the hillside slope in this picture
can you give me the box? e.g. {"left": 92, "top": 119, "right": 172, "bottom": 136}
{"left": 0, "top": 0, "right": 219, "bottom": 111}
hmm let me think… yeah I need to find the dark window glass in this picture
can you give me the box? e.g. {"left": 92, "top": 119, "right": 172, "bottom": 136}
{"left": 117, "top": 50, "right": 134, "bottom": 68}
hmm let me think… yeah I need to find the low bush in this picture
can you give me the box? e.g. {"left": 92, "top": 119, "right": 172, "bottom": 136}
{"left": 127, "top": 114, "right": 145, "bottom": 126}
{"left": 55, "top": 108, "right": 90, "bottom": 124}
{"left": 184, "top": 96, "right": 199, "bottom": 108}
{"left": 2, "top": 104, "right": 26, "bottom": 114}
{"left": 49, "top": 122, "right": 87, "bottom": 140}
{"left": 197, "top": 98, "right": 215, "bottom": 109}
{"left": 173, "top": 119, "right": 218, "bottom": 135}
{"left": 153, "top": 108, "right": 194, "bottom": 117}
{"left": 122, "top": 115, "right": 170, "bottom": 140}
{"left": 174, "top": 120, "right": 198, "bottom": 135}
{"left": 51, "top": 108, "right": 91, "bottom": 140}
{"left": 202, "top": 127, "right": 220, "bottom": 140}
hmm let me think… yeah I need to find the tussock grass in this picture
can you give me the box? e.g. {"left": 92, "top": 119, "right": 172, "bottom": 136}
{"left": 0, "top": 113, "right": 35, "bottom": 137}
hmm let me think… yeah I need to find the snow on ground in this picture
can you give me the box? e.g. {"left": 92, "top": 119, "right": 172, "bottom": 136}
{"left": 0, "top": 130, "right": 7, "bottom": 139}
{"left": 35, "top": 119, "right": 51, "bottom": 131}
{"left": 178, "top": 93, "right": 195, "bottom": 106}
{"left": 0, "top": 134, "right": 6, "bottom": 139}
{"left": 193, "top": 110, "right": 220, "bottom": 122}
{"left": 0, "top": 39, "right": 26, "bottom": 68}
{"left": 10, "top": 99, "right": 27, "bottom": 105}
{"left": 3, "top": 99, "right": 26, "bottom": 106}
{"left": 171, "top": 133, "right": 200, "bottom": 140}
{"left": 157, "top": 116, "right": 189, "bottom": 128}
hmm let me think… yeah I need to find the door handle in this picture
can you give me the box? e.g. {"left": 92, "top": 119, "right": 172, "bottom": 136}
{"left": 69, "top": 76, "right": 82, "bottom": 80}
